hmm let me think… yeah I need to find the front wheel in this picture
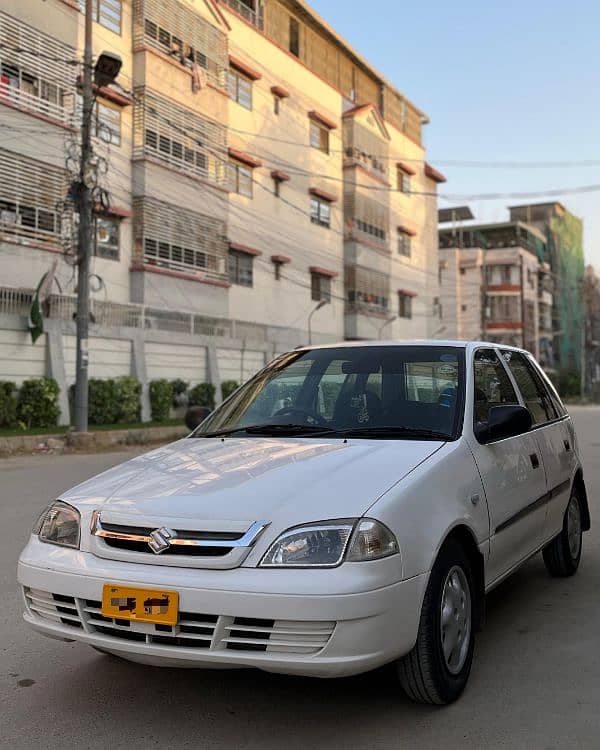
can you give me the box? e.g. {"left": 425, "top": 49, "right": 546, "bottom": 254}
{"left": 397, "top": 540, "right": 475, "bottom": 705}
{"left": 543, "top": 492, "right": 582, "bottom": 577}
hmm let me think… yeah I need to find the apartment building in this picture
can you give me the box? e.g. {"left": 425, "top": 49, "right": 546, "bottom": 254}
{"left": 0, "top": 0, "right": 442, "bottom": 419}
{"left": 439, "top": 213, "right": 553, "bottom": 362}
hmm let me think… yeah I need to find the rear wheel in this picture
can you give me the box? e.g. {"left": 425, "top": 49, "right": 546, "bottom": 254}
{"left": 397, "top": 540, "right": 475, "bottom": 705}
{"left": 543, "top": 492, "right": 582, "bottom": 577}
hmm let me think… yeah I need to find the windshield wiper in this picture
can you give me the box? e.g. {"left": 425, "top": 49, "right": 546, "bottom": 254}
{"left": 193, "top": 423, "right": 336, "bottom": 438}
{"left": 320, "top": 426, "right": 452, "bottom": 440}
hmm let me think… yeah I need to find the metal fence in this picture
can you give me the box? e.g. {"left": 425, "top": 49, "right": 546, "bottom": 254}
{"left": 0, "top": 286, "right": 269, "bottom": 342}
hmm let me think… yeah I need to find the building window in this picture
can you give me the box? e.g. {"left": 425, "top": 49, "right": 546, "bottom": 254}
{"left": 273, "top": 96, "right": 280, "bottom": 115}
{"left": 397, "top": 229, "right": 412, "bottom": 257}
{"left": 289, "top": 17, "right": 300, "bottom": 57}
{"left": 310, "top": 120, "right": 329, "bottom": 153}
{"left": 0, "top": 61, "right": 67, "bottom": 118}
{"left": 94, "top": 216, "right": 120, "bottom": 260}
{"left": 227, "top": 69, "right": 253, "bottom": 109}
{"left": 311, "top": 272, "right": 331, "bottom": 302}
{"left": 397, "top": 167, "right": 411, "bottom": 194}
{"left": 0, "top": 198, "right": 57, "bottom": 238}
{"left": 310, "top": 197, "right": 331, "bottom": 228}
{"left": 461, "top": 304, "right": 467, "bottom": 312}
{"left": 229, "top": 249, "right": 253, "bottom": 287}
{"left": 80, "top": 0, "right": 122, "bottom": 35}
{"left": 95, "top": 101, "right": 121, "bottom": 146}
{"left": 398, "top": 292, "right": 413, "bottom": 319}
{"left": 355, "top": 219, "right": 386, "bottom": 241}
{"left": 273, "top": 179, "right": 280, "bottom": 198}
{"left": 229, "top": 160, "right": 253, "bottom": 197}
{"left": 489, "top": 295, "right": 520, "bottom": 321}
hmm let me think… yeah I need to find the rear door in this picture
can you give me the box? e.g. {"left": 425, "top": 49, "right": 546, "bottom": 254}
{"left": 501, "top": 350, "right": 572, "bottom": 543}
{"left": 468, "top": 348, "right": 548, "bottom": 585}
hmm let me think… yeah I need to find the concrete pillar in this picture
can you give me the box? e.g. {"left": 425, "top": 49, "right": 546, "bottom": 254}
{"left": 46, "top": 321, "right": 70, "bottom": 426}
{"left": 132, "top": 333, "right": 151, "bottom": 422}
{"left": 206, "top": 342, "right": 223, "bottom": 405}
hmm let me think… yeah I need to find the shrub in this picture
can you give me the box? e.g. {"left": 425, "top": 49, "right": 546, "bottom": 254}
{"left": 114, "top": 376, "right": 141, "bottom": 423}
{"left": 221, "top": 380, "right": 239, "bottom": 400}
{"left": 170, "top": 378, "right": 189, "bottom": 407}
{"left": 88, "top": 377, "right": 141, "bottom": 425}
{"left": 0, "top": 381, "right": 18, "bottom": 428}
{"left": 88, "top": 379, "right": 118, "bottom": 425}
{"left": 188, "top": 382, "right": 215, "bottom": 409}
{"left": 17, "top": 378, "right": 60, "bottom": 428}
{"left": 149, "top": 379, "right": 173, "bottom": 422}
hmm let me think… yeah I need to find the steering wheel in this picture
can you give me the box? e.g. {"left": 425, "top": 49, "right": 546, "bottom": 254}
{"left": 273, "top": 407, "right": 327, "bottom": 426}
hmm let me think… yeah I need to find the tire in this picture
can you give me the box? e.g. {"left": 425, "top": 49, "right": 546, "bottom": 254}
{"left": 543, "top": 492, "right": 583, "bottom": 577}
{"left": 397, "top": 539, "right": 475, "bottom": 705}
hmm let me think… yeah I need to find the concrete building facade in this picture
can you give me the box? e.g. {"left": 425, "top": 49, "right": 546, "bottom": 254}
{"left": 0, "top": 0, "right": 442, "bottom": 422}
{"left": 439, "top": 218, "right": 553, "bottom": 363}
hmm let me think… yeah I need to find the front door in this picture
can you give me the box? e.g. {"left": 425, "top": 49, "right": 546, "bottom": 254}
{"left": 467, "top": 348, "right": 548, "bottom": 586}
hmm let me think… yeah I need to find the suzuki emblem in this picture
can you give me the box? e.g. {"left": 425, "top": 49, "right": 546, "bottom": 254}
{"left": 148, "top": 527, "right": 174, "bottom": 554}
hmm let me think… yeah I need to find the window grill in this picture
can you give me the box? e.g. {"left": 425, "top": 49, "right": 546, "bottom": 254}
{"left": 133, "top": 0, "right": 227, "bottom": 88}
{"left": 79, "top": 0, "right": 122, "bottom": 34}
{"left": 0, "top": 12, "right": 76, "bottom": 124}
{"left": 0, "top": 148, "right": 66, "bottom": 247}
{"left": 133, "top": 88, "right": 227, "bottom": 185}
{"left": 344, "top": 191, "right": 389, "bottom": 248}
{"left": 345, "top": 266, "right": 389, "bottom": 315}
{"left": 342, "top": 119, "right": 388, "bottom": 177}
{"left": 133, "top": 197, "right": 228, "bottom": 280}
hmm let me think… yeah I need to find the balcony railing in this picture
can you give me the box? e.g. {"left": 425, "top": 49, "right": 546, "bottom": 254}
{"left": 220, "top": 0, "right": 264, "bottom": 29}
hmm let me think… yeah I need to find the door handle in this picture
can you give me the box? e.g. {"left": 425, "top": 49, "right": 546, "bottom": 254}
{"left": 564, "top": 440, "right": 571, "bottom": 452}
{"left": 530, "top": 453, "right": 540, "bottom": 469}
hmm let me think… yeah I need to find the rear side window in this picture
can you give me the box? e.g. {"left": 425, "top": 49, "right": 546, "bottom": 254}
{"left": 501, "top": 351, "right": 557, "bottom": 424}
{"left": 473, "top": 349, "right": 519, "bottom": 424}
{"left": 528, "top": 357, "right": 567, "bottom": 418}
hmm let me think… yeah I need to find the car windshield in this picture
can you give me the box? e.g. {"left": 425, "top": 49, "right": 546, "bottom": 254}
{"left": 193, "top": 346, "right": 465, "bottom": 440}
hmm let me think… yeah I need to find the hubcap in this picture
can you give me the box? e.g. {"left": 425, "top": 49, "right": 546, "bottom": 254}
{"left": 440, "top": 565, "right": 472, "bottom": 675}
{"left": 567, "top": 496, "right": 582, "bottom": 560}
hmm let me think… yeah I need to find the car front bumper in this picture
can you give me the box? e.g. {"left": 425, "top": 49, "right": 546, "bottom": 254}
{"left": 18, "top": 537, "right": 428, "bottom": 678}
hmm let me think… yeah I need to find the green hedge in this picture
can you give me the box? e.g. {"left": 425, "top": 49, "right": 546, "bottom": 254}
{"left": 17, "top": 378, "right": 60, "bottom": 428}
{"left": 221, "top": 380, "right": 239, "bottom": 400}
{"left": 0, "top": 381, "right": 18, "bottom": 428}
{"left": 88, "top": 377, "right": 141, "bottom": 425}
{"left": 188, "top": 382, "right": 216, "bottom": 409}
{"left": 149, "top": 379, "right": 173, "bottom": 422}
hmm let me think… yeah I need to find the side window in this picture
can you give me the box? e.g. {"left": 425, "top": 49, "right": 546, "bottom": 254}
{"left": 501, "top": 351, "right": 557, "bottom": 424}
{"left": 473, "top": 349, "right": 519, "bottom": 424}
{"left": 528, "top": 356, "right": 567, "bottom": 418}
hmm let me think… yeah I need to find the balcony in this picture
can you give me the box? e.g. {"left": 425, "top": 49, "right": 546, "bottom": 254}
{"left": 220, "top": 0, "right": 264, "bottom": 29}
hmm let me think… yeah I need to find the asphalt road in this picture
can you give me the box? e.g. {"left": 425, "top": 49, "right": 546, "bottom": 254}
{"left": 1, "top": 406, "right": 599, "bottom": 749}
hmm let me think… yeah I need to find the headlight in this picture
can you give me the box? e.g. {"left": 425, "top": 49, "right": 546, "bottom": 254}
{"left": 259, "top": 518, "right": 398, "bottom": 568}
{"left": 34, "top": 501, "right": 80, "bottom": 549}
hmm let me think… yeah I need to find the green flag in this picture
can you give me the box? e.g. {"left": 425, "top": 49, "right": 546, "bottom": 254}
{"left": 28, "top": 261, "right": 57, "bottom": 344}
{"left": 28, "top": 273, "right": 46, "bottom": 344}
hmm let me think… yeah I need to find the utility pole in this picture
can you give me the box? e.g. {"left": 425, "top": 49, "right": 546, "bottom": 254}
{"left": 73, "top": 5, "right": 121, "bottom": 431}
{"left": 73, "top": 0, "right": 94, "bottom": 432}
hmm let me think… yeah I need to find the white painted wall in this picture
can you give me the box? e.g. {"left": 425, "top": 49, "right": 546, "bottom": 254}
{"left": 0, "top": 329, "right": 46, "bottom": 384}
{"left": 217, "top": 347, "right": 265, "bottom": 384}
{"left": 62, "top": 335, "right": 131, "bottom": 385}
{"left": 145, "top": 341, "right": 207, "bottom": 386}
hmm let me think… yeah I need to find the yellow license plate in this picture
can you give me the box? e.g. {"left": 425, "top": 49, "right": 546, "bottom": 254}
{"left": 101, "top": 584, "right": 179, "bottom": 625}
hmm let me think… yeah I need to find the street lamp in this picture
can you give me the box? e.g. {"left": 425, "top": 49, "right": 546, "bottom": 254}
{"left": 377, "top": 315, "right": 397, "bottom": 340}
{"left": 308, "top": 299, "right": 328, "bottom": 345}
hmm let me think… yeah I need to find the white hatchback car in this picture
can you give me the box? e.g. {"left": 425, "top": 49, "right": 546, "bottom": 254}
{"left": 18, "top": 341, "right": 589, "bottom": 704}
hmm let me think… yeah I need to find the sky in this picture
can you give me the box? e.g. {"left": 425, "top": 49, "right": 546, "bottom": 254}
{"left": 310, "top": 0, "right": 600, "bottom": 268}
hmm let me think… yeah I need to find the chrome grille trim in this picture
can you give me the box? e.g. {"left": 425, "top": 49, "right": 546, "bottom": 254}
{"left": 90, "top": 512, "right": 270, "bottom": 554}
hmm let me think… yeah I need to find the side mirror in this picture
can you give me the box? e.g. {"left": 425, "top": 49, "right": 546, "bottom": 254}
{"left": 476, "top": 405, "right": 532, "bottom": 444}
{"left": 185, "top": 406, "right": 212, "bottom": 431}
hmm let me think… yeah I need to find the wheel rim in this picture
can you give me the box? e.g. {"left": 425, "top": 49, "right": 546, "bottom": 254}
{"left": 567, "top": 496, "right": 582, "bottom": 560}
{"left": 440, "top": 565, "right": 472, "bottom": 675}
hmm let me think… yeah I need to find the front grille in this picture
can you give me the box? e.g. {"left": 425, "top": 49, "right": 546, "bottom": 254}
{"left": 99, "top": 522, "right": 243, "bottom": 557}
{"left": 25, "top": 588, "right": 335, "bottom": 655}
{"left": 24, "top": 588, "right": 83, "bottom": 629}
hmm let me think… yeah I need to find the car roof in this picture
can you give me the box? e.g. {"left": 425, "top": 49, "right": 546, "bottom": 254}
{"left": 296, "top": 339, "right": 530, "bottom": 355}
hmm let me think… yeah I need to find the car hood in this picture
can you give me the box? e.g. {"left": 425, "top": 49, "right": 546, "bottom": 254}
{"left": 62, "top": 436, "right": 444, "bottom": 531}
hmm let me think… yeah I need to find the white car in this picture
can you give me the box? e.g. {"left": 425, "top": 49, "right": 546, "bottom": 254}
{"left": 18, "top": 341, "right": 589, "bottom": 704}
